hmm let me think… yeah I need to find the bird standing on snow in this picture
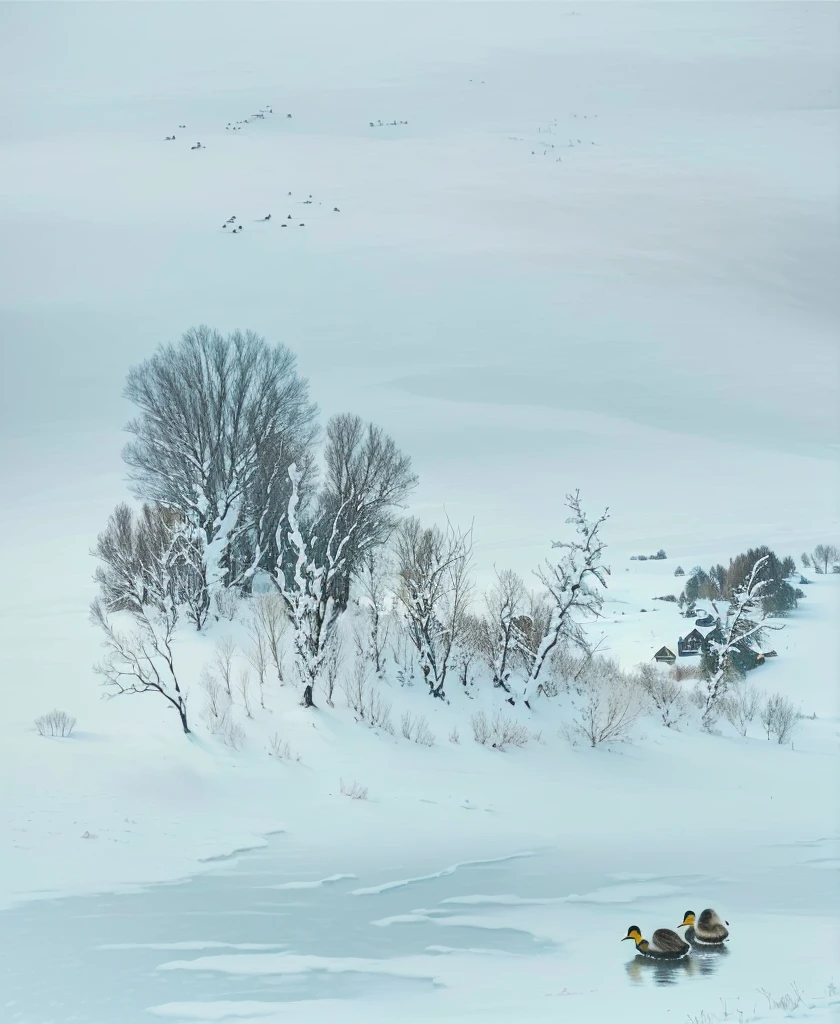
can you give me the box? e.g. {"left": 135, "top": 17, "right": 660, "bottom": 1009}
{"left": 263, "top": 214, "right": 272, "bottom": 221}
{"left": 678, "top": 910, "right": 729, "bottom": 947}
{"left": 622, "top": 925, "right": 690, "bottom": 960}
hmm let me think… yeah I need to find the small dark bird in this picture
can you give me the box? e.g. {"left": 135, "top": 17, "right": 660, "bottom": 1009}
{"left": 333, "top": 207, "right": 340, "bottom": 213}
{"left": 264, "top": 214, "right": 272, "bottom": 221}
{"left": 287, "top": 113, "right": 292, "bottom": 118}
{"left": 281, "top": 223, "right": 287, "bottom": 228}
{"left": 179, "top": 124, "right": 186, "bottom": 128}
{"left": 299, "top": 223, "right": 305, "bottom": 227}
{"left": 287, "top": 215, "right": 292, "bottom": 220}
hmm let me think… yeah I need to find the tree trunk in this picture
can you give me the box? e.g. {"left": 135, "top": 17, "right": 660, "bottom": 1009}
{"left": 178, "top": 704, "right": 191, "bottom": 734}
{"left": 300, "top": 684, "right": 316, "bottom": 708}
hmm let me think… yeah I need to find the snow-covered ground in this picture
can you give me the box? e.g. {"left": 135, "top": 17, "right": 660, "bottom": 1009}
{"left": 0, "top": 3, "right": 838, "bottom": 1022}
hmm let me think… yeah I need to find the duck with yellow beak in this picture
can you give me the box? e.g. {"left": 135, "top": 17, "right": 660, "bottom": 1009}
{"left": 622, "top": 925, "right": 690, "bottom": 959}
{"left": 678, "top": 909, "right": 729, "bottom": 946}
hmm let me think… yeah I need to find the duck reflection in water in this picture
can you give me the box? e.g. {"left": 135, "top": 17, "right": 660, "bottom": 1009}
{"left": 625, "top": 947, "right": 727, "bottom": 986}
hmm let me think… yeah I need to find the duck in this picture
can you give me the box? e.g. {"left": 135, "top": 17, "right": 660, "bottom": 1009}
{"left": 678, "top": 910, "right": 729, "bottom": 946}
{"left": 622, "top": 925, "right": 690, "bottom": 960}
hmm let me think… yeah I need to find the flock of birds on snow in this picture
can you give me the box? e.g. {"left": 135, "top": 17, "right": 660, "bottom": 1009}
{"left": 160, "top": 105, "right": 343, "bottom": 234}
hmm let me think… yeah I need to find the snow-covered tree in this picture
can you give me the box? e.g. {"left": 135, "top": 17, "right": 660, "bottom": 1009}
{"left": 701, "top": 554, "right": 779, "bottom": 729}
{"left": 273, "top": 465, "right": 358, "bottom": 707}
{"left": 395, "top": 517, "right": 473, "bottom": 699}
{"left": 122, "top": 326, "right": 318, "bottom": 613}
{"left": 522, "top": 492, "right": 610, "bottom": 704}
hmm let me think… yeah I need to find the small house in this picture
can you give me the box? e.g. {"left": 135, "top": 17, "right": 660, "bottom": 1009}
{"left": 653, "top": 646, "right": 677, "bottom": 664}
{"left": 678, "top": 628, "right": 706, "bottom": 657}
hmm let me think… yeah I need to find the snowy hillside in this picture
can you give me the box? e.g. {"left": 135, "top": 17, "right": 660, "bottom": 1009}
{"left": 0, "top": 3, "right": 838, "bottom": 1023}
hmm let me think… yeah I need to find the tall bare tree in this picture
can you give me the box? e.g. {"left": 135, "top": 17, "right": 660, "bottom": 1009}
{"left": 482, "top": 568, "right": 527, "bottom": 692}
{"left": 395, "top": 517, "right": 473, "bottom": 699}
{"left": 318, "top": 413, "right": 417, "bottom": 607}
{"left": 522, "top": 492, "right": 610, "bottom": 704}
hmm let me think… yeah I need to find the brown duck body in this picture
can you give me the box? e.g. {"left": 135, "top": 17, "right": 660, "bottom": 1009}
{"left": 636, "top": 928, "right": 690, "bottom": 960}
{"left": 686, "top": 909, "right": 729, "bottom": 946}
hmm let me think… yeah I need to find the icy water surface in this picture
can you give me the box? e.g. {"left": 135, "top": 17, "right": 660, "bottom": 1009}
{"left": 2, "top": 837, "right": 837, "bottom": 1022}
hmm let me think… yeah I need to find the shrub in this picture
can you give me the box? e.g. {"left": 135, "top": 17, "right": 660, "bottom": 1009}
{"left": 340, "top": 779, "right": 368, "bottom": 800}
{"left": 470, "top": 710, "right": 529, "bottom": 750}
{"left": 637, "top": 664, "right": 687, "bottom": 728}
{"left": 401, "top": 710, "right": 435, "bottom": 746}
{"left": 760, "top": 693, "right": 799, "bottom": 744}
{"left": 566, "top": 661, "right": 647, "bottom": 747}
{"left": 720, "top": 682, "right": 762, "bottom": 736}
{"left": 449, "top": 725, "right": 460, "bottom": 744}
{"left": 35, "top": 710, "right": 77, "bottom": 738}
{"left": 268, "top": 733, "right": 299, "bottom": 761}
{"left": 653, "top": 594, "right": 678, "bottom": 603}
{"left": 670, "top": 663, "right": 702, "bottom": 682}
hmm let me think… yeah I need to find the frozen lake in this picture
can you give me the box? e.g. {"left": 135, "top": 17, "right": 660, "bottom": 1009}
{"left": 4, "top": 834, "right": 837, "bottom": 1022}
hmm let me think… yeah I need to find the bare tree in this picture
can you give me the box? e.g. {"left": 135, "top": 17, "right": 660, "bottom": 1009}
{"left": 91, "top": 596, "right": 190, "bottom": 735}
{"left": 522, "top": 492, "right": 610, "bottom": 704}
{"left": 319, "top": 413, "right": 417, "bottom": 607}
{"left": 214, "top": 636, "right": 237, "bottom": 699}
{"left": 812, "top": 544, "right": 839, "bottom": 574}
{"left": 354, "top": 548, "right": 394, "bottom": 677}
{"left": 251, "top": 593, "right": 287, "bottom": 687}
{"left": 237, "top": 668, "right": 253, "bottom": 718}
{"left": 122, "top": 326, "right": 318, "bottom": 619}
{"left": 800, "top": 552, "right": 811, "bottom": 568}
{"left": 702, "top": 555, "right": 779, "bottom": 729}
{"left": 482, "top": 568, "right": 527, "bottom": 692}
{"left": 761, "top": 693, "right": 799, "bottom": 744}
{"left": 245, "top": 621, "right": 269, "bottom": 709}
{"left": 395, "top": 516, "right": 474, "bottom": 699}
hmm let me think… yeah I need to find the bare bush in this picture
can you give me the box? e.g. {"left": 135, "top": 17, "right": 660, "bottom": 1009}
{"left": 340, "top": 779, "right": 369, "bottom": 800}
{"left": 214, "top": 636, "right": 237, "bottom": 699}
{"left": 670, "top": 662, "right": 703, "bottom": 683}
{"left": 200, "top": 668, "right": 228, "bottom": 729}
{"left": 449, "top": 725, "right": 460, "bottom": 744}
{"left": 721, "top": 682, "right": 762, "bottom": 736}
{"left": 221, "top": 716, "right": 246, "bottom": 750}
{"left": 568, "top": 662, "right": 646, "bottom": 747}
{"left": 470, "top": 710, "right": 491, "bottom": 745}
{"left": 400, "top": 711, "right": 434, "bottom": 746}
{"left": 469, "top": 709, "right": 529, "bottom": 750}
{"left": 34, "top": 710, "right": 77, "bottom": 738}
{"left": 688, "top": 682, "right": 706, "bottom": 710}
{"left": 637, "top": 663, "right": 687, "bottom": 728}
{"left": 342, "top": 660, "right": 393, "bottom": 732}
{"left": 760, "top": 693, "right": 800, "bottom": 744}
{"left": 268, "top": 733, "right": 299, "bottom": 761}
{"left": 215, "top": 586, "right": 241, "bottom": 621}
